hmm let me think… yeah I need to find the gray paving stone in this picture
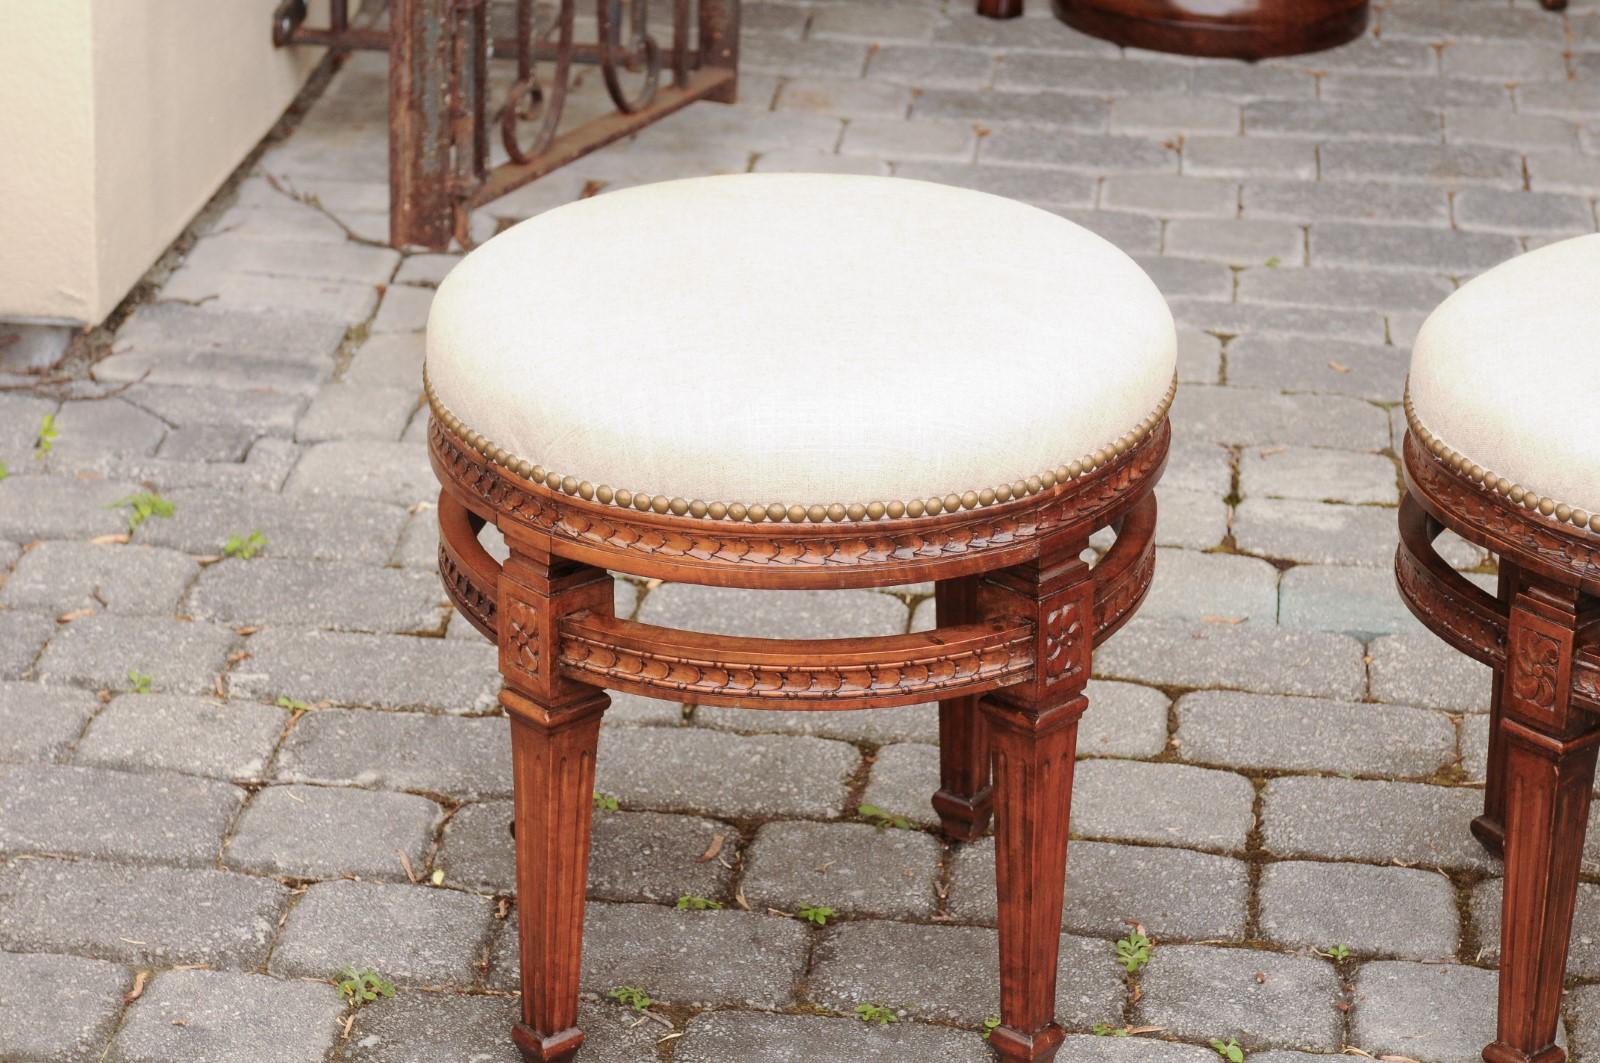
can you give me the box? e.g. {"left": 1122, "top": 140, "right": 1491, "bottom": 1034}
{"left": 1102, "top": 175, "right": 1238, "bottom": 218}
{"left": 912, "top": 87, "right": 1105, "bottom": 130}
{"left": 997, "top": 54, "right": 1191, "bottom": 96}
{"left": 637, "top": 583, "right": 909, "bottom": 639}
{"left": 190, "top": 558, "right": 445, "bottom": 634}
{"left": 180, "top": 233, "right": 399, "bottom": 284}
{"left": 0, "top": 610, "right": 52, "bottom": 679}
{"left": 1079, "top": 678, "right": 1171, "bottom": 758}
{"left": 1138, "top": 549, "right": 1280, "bottom": 626}
{"left": 1380, "top": 4, "right": 1564, "bottom": 44}
{"left": 1183, "top": 137, "right": 1317, "bottom": 180}
{"left": 1289, "top": 35, "right": 1436, "bottom": 74}
{"left": 276, "top": 707, "right": 510, "bottom": 796}
{"left": 272, "top": 879, "right": 495, "bottom": 985}
{"left": 1441, "top": 40, "right": 1568, "bottom": 82}
{"left": 110, "top": 299, "right": 346, "bottom": 363}
{"left": 0, "top": 762, "right": 241, "bottom": 865}
{"left": 231, "top": 628, "right": 499, "bottom": 713}
{"left": 1136, "top": 258, "right": 1235, "bottom": 305}
{"left": 1236, "top": 267, "right": 1450, "bottom": 314}
{"left": 226, "top": 783, "right": 440, "bottom": 881}
{"left": 1240, "top": 446, "right": 1398, "bottom": 505}
{"left": 1261, "top": 776, "right": 1493, "bottom": 872}
{"left": 1, "top": 541, "right": 197, "bottom": 615}
{"left": 1526, "top": 151, "right": 1600, "bottom": 195}
{"left": 1097, "top": 619, "right": 1368, "bottom": 699}
{"left": 371, "top": 284, "right": 434, "bottom": 334}
{"left": 601, "top": 689, "right": 678, "bottom": 724}
{"left": 109, "top": 969, "right": 343, "bottom": 1063}
{"left": 44, "top": 398, "right": 168, "bottom": 463}
{"left": 296, "top": 383, "right": 418, "bottom": 443}
{"left": 1243, "top": 179, "right": 1452, "bottom": 227}
{"left": 0, "top": 681, "right": 98, "bottom": 762}
{"left": 1166, "top": 219, "right": 1304, "bottom": 268}
{"left": 1369, "top": 632, "right": 1494, "bottom": 712}
{"left": 1171, "top": 299, "right": 1387, "bottom": 343}
{"left": 781, "top": 78, "right": 912, "bottom": 119}
{"left": 841, "top": 117, "right": 976, "bottom": 162}
{"left": 595, "top": 728, "right": 858, "bottom": 818}
{"left": 1174, "top": 385, "right": 1391, "bottom": 451}
{"left": 1111, "top": 95, "right": 1240, "bottom": 137}
{"left": 156, "top": 423, "right": 259, "bottom": 462}
{"left": 1233, "top": 498, "right": 1398, "bottom": 567}
{"left": 933, "top": 11, "right": 1118, "bottom": 53}
{"left": 1568, "top": 983, "right": 1600, "bottom": 1062}
{"left": 0, "top": 538, "right": 19, "bottom": 570}
{"left": 1350, "top": 960, "right": 1564, "bottom": 1063}
{"left": 344, "top": 332, "right": 426, "bottom": 388}
{"left": 1279, "top": 564, "right": 1436, "bottom": 637}
{"left": 0, "top": 475, "right": 140, "bottom": 541}
{"left": 1447, "top": 107, "right": 1579, "bottom": 152}
{"left": 0, "top": 394, "right": 57, "bottom": 454}
{"left": 982, "top": 130, "right": 1178, "bottom": 175}
{"left": 0, "top": 950, "right": 132, "bottom": 1063}
{"left": 1312, "top": 222, "right": 1521, "bottom": 274}
{"left": 36, "top": 613, "right": 237, "bottom": 695}
{"left": 1454, "top": 188, "right": 1597, "bottom": 237}
{"left": 1175, "top": 691, "right": 1454, "bottom": 778}
{"left": 1056, "top": 1038, "right": 1218, "bottom": 1063}
{"left": 1074, "top": 759, "right": 1255, "bottom": 852}
{"left": 0, "top": 857, "right": 286, "bottom": 968}
{"left": 676, "top": 1010, "right": 991, "bottom": 1063}
{"left": 1459, "top": 712, "right": 1490, "bottom": 784}
{"left": 285, "top": 440, "right": 436, "bottom": 506}
{"left": 446, "top": 801, "right": 733, "bottom": 902}
{"left": 137, "top": 488, "right": 407, "bottom": 564}
{"left": 1189, "top": 64, "right": 1319, "bottom": 101}
{"left": 1259, "top": 861, "right": 1459, "bottom": 961}
{"left": 743, "top": 820, "right": 942, "bottom": 919}
{"left": 352, "top": 994, "right": 658, "bottom": 1063}
{"left": 1174, "top": 328, "right": 1225, "bottom": 382}
{"left": 1133, "top": 945, "right": 1343, "bottom": 1051}
{"left": 693, "top": 700, "right": 940, "bottom": 744}
{"left": 1471, "top": 878, "right": 1600, "bottom": 975}
{"left": 948, "top": 839, "right": 1249, "bottom": 942}
{"left": 858, "top": 741, "right": 942, "bottom": 828}
{"left": 75, "top": 694, "right": 286, "bottom": 779}
{"left": 812, "top": 3, "right": 942, "bottom": 41}
{"left": 160, "top": 271, "right": 380, "bottom": 322}
{"left": 894, "top": 161, "right": 1098, "bottom": 210}
{"left": 125, "top": 382, "right": 307, "bottom": 435}
{"left": 866, "top": 44, "right": 994, "bottom": 88}
{"left": 1242, "top": 99, "right": 1439, "bottom": 142}
{"left": 490, "top": 901, "right": 811, "bottom": 1007}
{"left": 1321, "top": 142, "right": 1523, "bottom": 188}
{"left": 811, "top": 920, "right": 1122, "bottom": 1026}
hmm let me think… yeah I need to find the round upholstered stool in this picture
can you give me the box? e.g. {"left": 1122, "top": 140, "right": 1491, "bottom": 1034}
{"left": 1396, "top": 233, "right": 1600, "bottom": 1063}
{"left": 426, "top": 173, "right": 1176, "bottom": 1063}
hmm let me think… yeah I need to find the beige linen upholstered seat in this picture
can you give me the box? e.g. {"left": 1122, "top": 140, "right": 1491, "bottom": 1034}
{"left": 1408, "top": 233, "right": 1600, "bottom": 533}
{"left": 425, "top": 173, "right": 1177, "bottom": 523}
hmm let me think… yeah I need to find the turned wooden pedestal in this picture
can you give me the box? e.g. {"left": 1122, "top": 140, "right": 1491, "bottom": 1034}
{"left": 1396, "top": 420, "right": 1600, "bottom": 1063}
{"left": 432, "top": 409, "right": 1169, "bottom": 1062}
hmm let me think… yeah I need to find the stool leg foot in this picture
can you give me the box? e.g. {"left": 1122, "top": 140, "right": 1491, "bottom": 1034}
{"left": 977, "top": 0, "right": 1024, "bottom": 17}
{"left": 505, "top": 689, "right": 609, "bottom": 1063}
{"left": 983, "top": 695, "right": 1084, "bottom": 1063}
{"left": 934, "top": 576, "right": 993, "bottom": 843}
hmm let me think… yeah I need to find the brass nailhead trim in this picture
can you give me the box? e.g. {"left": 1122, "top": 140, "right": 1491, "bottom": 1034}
{"left": 424, "top": 370, "right": 1176, "bottom": 524}
{"left": 1405, "top": 385, "right": 1600, "bottom": 535}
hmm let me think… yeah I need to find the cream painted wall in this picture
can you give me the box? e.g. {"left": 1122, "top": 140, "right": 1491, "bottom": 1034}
{"left": 0, "top": 1, "right": 330, "bottom": 325}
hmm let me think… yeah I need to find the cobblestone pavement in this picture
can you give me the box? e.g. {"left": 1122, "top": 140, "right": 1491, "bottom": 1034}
{"left": 5, "top": 0, "right": 1600, "bottom": 1060}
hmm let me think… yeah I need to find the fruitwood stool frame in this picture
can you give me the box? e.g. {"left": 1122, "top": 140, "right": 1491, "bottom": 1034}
{"left": 429, "top": 381, "right": 1171, "bottom": 1062}
{"left": 1396, "top": 396, "right": 1600, "bottom": 1063}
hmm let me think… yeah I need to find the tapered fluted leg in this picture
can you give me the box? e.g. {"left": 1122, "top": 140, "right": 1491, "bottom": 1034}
{"left": 984, "top": 696, "right": 1083, "bottom": 1062}
{"left": 496, "top": 542, "right": 615, "bottom": 1063}
{"left": 507, "top": 690, "right": 608, "bottom": 1063}
{"left": 1474, "top": 566, "right": 1521, "bottom": 858}
{"left": 977, "top": 539, "right": 1093, "bottom": 1063}
{"left": 934, "top": 576, "right": 993, "bottom": 842}
{"left": 1486, "top": 586, "right": 1598, "bottom": 1063}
